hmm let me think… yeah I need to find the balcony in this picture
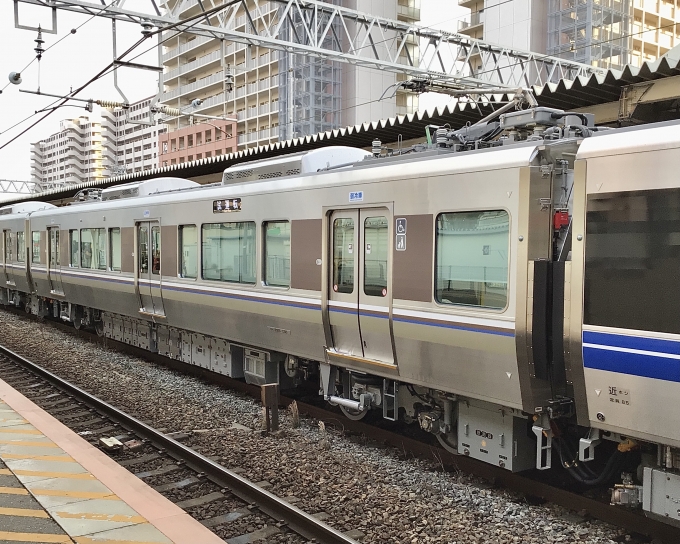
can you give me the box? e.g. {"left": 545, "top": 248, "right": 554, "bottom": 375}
{"left": 237, "top": 126, "right": 279, "bottom": 145}
{"left": 457, "top": 11, "right": 484, "bottom": 36}
{"left": 164, "top": 49, "right": 222, "bottom": 81}
{"left": 162, "top": 70, "right": 224, "bottom": 101}
{"left": 162, "top": 35, "right": 213, "bottom": 62}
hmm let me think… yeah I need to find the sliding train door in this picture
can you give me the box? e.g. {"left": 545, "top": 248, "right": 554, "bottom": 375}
{"left": 2, "top": 230, "right": 10, "bottom": 286}
{"left": 328, "top": 207, "right": 394, "bottom": 364}
{"left": 48, "top": 226, "right": 64, "bottom": 295}
{"left": 136, "top": 221, "right": 165, "bottom": 317}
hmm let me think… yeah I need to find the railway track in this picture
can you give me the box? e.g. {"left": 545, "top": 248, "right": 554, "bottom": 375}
{"left": 4, "top": 310, "right": 680, "bottom": 543}
{"left": 0, "top": 342, "right": 359, "bottom": 544}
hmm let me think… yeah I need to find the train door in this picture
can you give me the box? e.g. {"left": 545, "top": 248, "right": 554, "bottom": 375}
{"left": 2, "top": 230, "right": 10, "bottom": 285}
{"left": 328, "top": 208, "right": 394, "bottom": 364}
{"left": 137, "top": 221, "right": 165, "bottom": 317}
{"left": 48, "top": 227, "right": 63, "bottom": 294}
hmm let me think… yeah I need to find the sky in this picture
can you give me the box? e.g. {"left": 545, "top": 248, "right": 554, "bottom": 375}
{"left": 0, "top": 0, "right": 466, "bottom": 182}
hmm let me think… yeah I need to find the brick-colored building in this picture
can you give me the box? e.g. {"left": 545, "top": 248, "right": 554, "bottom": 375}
{"left": 158, "top": 119, "right": 237, "bottom": 167}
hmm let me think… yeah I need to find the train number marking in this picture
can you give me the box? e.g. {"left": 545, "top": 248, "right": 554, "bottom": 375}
{"left": 608, "top": 385, "right": 631, "bottom": 406}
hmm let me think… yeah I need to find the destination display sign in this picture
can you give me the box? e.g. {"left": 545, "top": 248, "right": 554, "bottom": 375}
{"left": 213, "top": 198, "right": 242, "bottom": 213}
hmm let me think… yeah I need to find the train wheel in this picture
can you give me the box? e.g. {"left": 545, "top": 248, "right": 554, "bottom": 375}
{"left": 94, "top": 320, "right": 104, "bottom": 337}
{"left": 436, "top": 432, "right": 458, "bottom": 454}
{"left": 339, "top": 404, "right": 369, "bottom": 421}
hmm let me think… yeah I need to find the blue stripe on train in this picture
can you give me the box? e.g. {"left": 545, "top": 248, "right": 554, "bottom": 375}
{"left": 583, "top": 330, "right": 680, "bottom": 383}
{"left": 583, "top": 330, "right": 680, "bottom": 356}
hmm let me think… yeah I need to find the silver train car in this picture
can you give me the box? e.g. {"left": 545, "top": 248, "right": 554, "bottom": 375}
{"left": 2, "top": 107, "right": 680, "bottom": 525}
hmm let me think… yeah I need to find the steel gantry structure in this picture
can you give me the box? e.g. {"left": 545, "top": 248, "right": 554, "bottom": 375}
{"left": 14, "top": 0, "right": 605, "bottom": 92}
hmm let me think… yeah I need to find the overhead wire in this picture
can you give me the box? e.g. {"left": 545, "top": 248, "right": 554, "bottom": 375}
{"left": 3, "top": 1, "right": 678, "bottom": 150}
{"left": 0, "top": 1, "right": 240, "bottom": 145}
{"left": 0, "top": 0, "right": 118, "bottom": 95}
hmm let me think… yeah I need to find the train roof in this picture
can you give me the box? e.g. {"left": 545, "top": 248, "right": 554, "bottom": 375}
{"left": 576, "top": 119, "right": 680, "bottom": 160}
{"left": 27, "top": 142, "right": 547, "bottom": 218}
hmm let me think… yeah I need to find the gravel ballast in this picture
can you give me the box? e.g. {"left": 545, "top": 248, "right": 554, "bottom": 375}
{"left": 0, "top": 310, "right": 638, "bottom": 543}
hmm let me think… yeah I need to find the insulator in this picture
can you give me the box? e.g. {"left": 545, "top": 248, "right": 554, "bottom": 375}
{"left": 156, "top": 105, "right": 182, "bottom": 116}
{"left": 436, "top": 128, "right": 448, "bottom": 147}
{"left": 372, "top": 139, "right": 381, "bottom": 157}
{"left": 96, "top": 100, "right": 128, "bottom": 109}
{"left": 34, "top": 26, "right": 45, "bottom": 61}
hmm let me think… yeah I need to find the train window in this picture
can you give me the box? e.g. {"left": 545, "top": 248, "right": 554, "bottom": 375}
{"left": 151, "top": 226, "right": 160, "bottom": 275}
{"left": 4, "top": 231, "right": 12, "bottom": 262}
{"left": 364, "top": 216, "right": 388, "bottom": 297}
{"left": 139, "top": 225, "right": 149, "bottom": 274}
{"left": 109, "top": 228, "right": 121, "bottom": 272}
{"left": 80, "top": 228, "right": 107, "bottom": 270}
{"left": 332, "top": 218, "right": 354, "bottom": 294}
{"left": 584, "top": 189, "right": 680, "bottom": 334}
{"left": 263, "top": 221, "right": 290, "bottom": 287}
{"left": 69, "top": 230, "right": 79, "bottom": 267}
{"left": 179, "top": 225, "right": 198, "bottom": 279}
{"left": 435, "top": 210, "right": 509, "bottom": 309}
{"left": 31, "top": 232, "right": 41, "bottom": 264}
{"left": 16, "top": 232, "right": 24, "bottom": 263}
{"left": 201, "top": 222, "right": 256, "bottom": 284}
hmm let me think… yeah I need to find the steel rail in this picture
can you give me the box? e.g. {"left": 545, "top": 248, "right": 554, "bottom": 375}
{"left": 0, "top": 343, "right": 359, "bottom": 544}
{"left": 5, "top": 311, "right": 680, "bottom": 543}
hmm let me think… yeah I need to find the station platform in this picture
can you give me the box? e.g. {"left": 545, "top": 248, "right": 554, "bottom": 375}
{"left": 0, "top": 378, "right": 224, "bottom": 544}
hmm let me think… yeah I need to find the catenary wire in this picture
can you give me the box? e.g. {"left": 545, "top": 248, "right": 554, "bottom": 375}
{"left": 0, "top": 0, "right": 117, "bottom": 94}
{"left": 3, "top": 3, "right": 678, "bottom": 150}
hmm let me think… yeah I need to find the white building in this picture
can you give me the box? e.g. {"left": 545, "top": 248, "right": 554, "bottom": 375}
{"left": 110, "top": 97, "right": 167, "bottom": 176}
{"left": 30, "top": 116, "right": 117, "bottom": 186}
{"left": 158, "top": 0, "right": 420, "bottom": 151}
{"left": 30, "top": 98, "right": 168, "bottom": 186}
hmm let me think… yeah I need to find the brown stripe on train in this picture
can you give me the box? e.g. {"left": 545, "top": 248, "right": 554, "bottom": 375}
{"left": 39, "top": 230, "right": 47, "bottom": 265}
{"left": 120, "top": 227, "right": 134, "bottom": 273}
{"left": 290, "top": 219, "right": 322, "bottom": 291}
{"left": 161, "top": 225, "right": 177, "bottom": 277}
{"left": 392, "top": 214, "right": 434, "bottom": 303}
{"left": 60, "top": 230, "right": 69, "bottom": 266}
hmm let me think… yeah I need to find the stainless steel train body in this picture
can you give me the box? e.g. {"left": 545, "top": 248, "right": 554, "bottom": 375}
{"left": 3, "top": 117, "right": 680, "bottom": 525}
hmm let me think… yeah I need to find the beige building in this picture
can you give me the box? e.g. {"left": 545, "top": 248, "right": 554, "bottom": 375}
{"left": 158, "top": 0, "right": 420, "bottom": 150}
{"left": 458, "top": 0, "right": 680, "bottom": 70}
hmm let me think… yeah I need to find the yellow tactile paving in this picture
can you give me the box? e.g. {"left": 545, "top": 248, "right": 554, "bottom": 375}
{"left": 0, "top": 531, "right": 72, "bottom": 543}
{"left": 0, "top": 440, "right": 59, "bottom": 447}
{"left": 0, "top": 382, "right": 224, "bottom": 544}
{"left": 2, "top": 454, "right": 78, "bottom": 462}
{"left": 0, "top": 428, "right": 44, "bottom": 435}
{"left": 55, "top": 511, "right": 147, "bottom": 524}
{"left": 0, "top": 486, "right": 29, "bottom": 495}
{"left": 12, "top": 470, "right": 96, "bottom": 481}
{"left": 75, "top": 537, "right": 170, "bottom": 544}
{"left": 71, "top": 523, "right": 172, "bottom": 544}
{"left": 31, "top": 489, "right": 119, "bottom": 501}
{"left": 0, "top": 506, "right": 51, "bottom": 518}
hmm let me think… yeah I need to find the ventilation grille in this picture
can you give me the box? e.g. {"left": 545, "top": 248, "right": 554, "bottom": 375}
{"left": 259, "top": 171, "right": 282, "bottom": 179}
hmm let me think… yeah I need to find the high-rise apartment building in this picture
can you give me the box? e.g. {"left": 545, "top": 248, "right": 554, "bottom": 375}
{"left": 459, "top": 0, "right": 680, "bottom": 70}
{"left": 31, "top": 98, "right": 168, "bottom": 186}
{"left": 111, "top": 97, "right": 167, "bottom": 176}
{"left": 158, "top": 0, "right": 420, "bottom": 150}
{"left": 30, "top": 116, "right": 117, "bottom": 186}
